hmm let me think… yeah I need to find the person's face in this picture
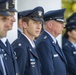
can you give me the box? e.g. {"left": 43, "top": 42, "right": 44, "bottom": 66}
{"left": 51, "top": 20, "right": 64, "bottom": 36}
{"left": 68, "top": 29, "right": 76, "bottom": 41}
{"left": 7, "top": 12, "right": 16, "bottom": 30}
{"left": 0, "top": 16, "right": 9, "bottom": 38}
{"left": 18, "top": 18, "right": 23, "bottom": 30}
{"left": 25, "top": 19, "right": 42, "bottom": 38}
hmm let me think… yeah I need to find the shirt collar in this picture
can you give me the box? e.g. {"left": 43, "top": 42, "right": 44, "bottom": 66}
{"left": 18, "top": 28, "right": 23, "bottom": 33}
{"left": 44, "top": 30, "right": 56, "bottom": 43}
{"left": 22, "top": 33, "right": 35, "bottom": 48}
{"left": 0, "top": 37, "right": 7, "bottom": 46}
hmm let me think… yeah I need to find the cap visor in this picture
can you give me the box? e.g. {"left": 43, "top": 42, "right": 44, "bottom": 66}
{"left": 8, "top": 8, "right": 18, "bottom": 12}
{"left": 56, "top": 19, "right": 66, "bottom": 23}
{"left": 32, "top": 17, "right": 44, "bottom": 22}
{"left": 0, "top": 11, "right": 11, "bottom": 16}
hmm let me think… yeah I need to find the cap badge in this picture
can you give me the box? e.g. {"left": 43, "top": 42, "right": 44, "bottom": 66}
{"left": 38, "top": 11, "right": 42, "bottom": 16}
{"left": 6, "top": 2, "right": 9, "bottom": 9}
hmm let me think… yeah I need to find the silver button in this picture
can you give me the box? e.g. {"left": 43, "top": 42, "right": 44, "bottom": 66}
{"left": 4, "top": 54, "right": 7, "bottom": 56}
{"left": 18, "top": 43, "right": 21, "bottom": 46}
{"left": 2, "top": 49, "right": 4, "bottom": 52}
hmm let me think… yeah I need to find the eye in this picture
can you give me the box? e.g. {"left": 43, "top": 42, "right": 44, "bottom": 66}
{"left": 33, "top": 21, "right": 37, "bottom": 24}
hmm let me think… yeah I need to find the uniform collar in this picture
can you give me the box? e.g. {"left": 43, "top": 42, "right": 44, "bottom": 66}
{"left": 0, "top": 37, "right": 7, "bottom": 46}
{"left": 18, "top": 28, "right": 23, "bottom": 33}
{"left": 22, "top": 33, "right": 35, "bottom": 48}
{"left": 44, "top": 30, "right": 56, "bottom": 43}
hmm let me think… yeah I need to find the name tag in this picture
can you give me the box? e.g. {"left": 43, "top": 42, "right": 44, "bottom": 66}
{"left": 30, "top": 58, "right": 36, "bottom": 67}
{"left": 54, "top": 54, "right": 58, "bottom": 57}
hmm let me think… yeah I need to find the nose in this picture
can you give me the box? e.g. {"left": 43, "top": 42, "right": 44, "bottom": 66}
{"left": 12, "top": 16, "right": 16, "bottom": 22}
{"left": 37, "top": 22, "right": 42, "bottom": 29}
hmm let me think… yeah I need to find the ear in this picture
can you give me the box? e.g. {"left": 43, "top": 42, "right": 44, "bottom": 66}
{"left": 47, "top": 21, "right": 52, "bottom": 29}
{"left": 22, "top": 22, "right": 27, "bottom": 29}
{"left": 68, "top": 31, "right": 71, "bottom": 37}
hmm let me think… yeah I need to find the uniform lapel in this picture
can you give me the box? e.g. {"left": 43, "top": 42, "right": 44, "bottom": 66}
{"left": 7, "top": 41, "right": 19, "bottom": 75}
{"left": 20, "top": 34, "right": 39, "bottom": 59}
{"left": 53, "top": 41, "right": 67, "bottom": 63}
{"left": 29, "top": 47, "right": 39, "bottom": 59}
{"left": 0, "top": 40, "right": 12, "bottom": 58}
{"left": 43, "top": 31, "right": 67, "bottom": 63}
{"left": 11, "top": 47, "right": 19, "bottom": 75}
{"left": 0, "top": 40, "right": 19, "bottom": 75}
{"left": 0, "top": 40, "right": 12, "bottom": 75}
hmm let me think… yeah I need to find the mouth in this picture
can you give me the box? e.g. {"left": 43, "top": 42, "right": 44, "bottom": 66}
{"left": 36, "top": 31, "right": 40, "bottom": 34}
{"left": 10, "top": 23, "right": 13, "bottom": 25}
{"left": 4, "top": 30, "right": 7, "bottom": 32}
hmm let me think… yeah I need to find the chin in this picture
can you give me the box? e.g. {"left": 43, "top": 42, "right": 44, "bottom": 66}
{"left": 3, "top": 34, "right": 7, "bottom": 38}
{"left": 8, "top": 27, "right": 13, "bottom": 30}
{"left": 35, "top": 35, "right": 39, "bottom": 38}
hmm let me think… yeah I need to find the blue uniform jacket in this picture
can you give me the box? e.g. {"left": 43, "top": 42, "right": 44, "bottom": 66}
{"left": 18, "top": 29, "right": 22, "bottom": 38}
{"left": 36, "top": 31, "right": 67, "bottom": 75}
{"left": 12, "top": 34, "right": 41, "bottom": 75}
{"left": 0, "top": 40, "right": 19, "bottom": 75}
{"left": 62, "top": 38, "right": 76, "bottom": 75}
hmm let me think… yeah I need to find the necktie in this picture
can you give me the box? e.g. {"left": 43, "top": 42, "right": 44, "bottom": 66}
{"left": 5, "top": 40, "right": 11, "bottom": 55}
{"left": 56, "top": 41, "right": 66, "bottom": 59}
{"left": 5, "top": 40, "right": 19, "bottom": 75}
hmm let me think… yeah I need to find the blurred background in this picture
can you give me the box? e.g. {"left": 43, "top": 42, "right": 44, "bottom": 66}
{"left": 62, "top": 0, "right": 76, "bottom": 38}
{"left": 62, "top": 0, "right": 76, "bottom": 19}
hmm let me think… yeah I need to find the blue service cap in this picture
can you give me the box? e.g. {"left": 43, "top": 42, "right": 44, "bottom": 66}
{"left": 0, "top": 0, "right": 11, "bottom": 16}
{"left": 0, "top": 0, "right": 7, "bottom": 3}
{"left": 65, "top": 22, "right": 76, "bottom": 29}
{"left": 18, "top": 10, "right": 31, "bottom": 19}
{"left": 66, "top": 13, "right": 76, "bottom": 23}
{"left": 18, "top": 6, "right": 44, "bottom": 22}
{"left": 8, "top": 0, "right": 17, "bottom": 12}
{"left": 44, "top": 8, "right": 66, "bottom": 22}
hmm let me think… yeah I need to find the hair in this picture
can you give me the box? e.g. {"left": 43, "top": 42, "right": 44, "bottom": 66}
{"left": 63, "top": 28, "right": 74, "bottom": 39}
{"left": 22, "top": 17, "right": 30, "bottom": 24}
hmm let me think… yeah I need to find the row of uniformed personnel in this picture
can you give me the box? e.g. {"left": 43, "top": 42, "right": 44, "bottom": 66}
{"left": 0, "top": 0, "right": 76, "bottom": 75}
{"left": 16, "top": 6, "right": 76, "bottom": 75}
{"left": 12, "top": 5, "right": 68, "bottom": 75}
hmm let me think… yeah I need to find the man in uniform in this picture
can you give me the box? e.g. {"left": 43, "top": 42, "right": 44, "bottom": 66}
{"left": 36, "top": 8, "right": 67, "bottom": 75}
{"left": 12, "top": 6, "right": 44, "bottom": 75}
{"left": 7, "top": 0, "right": 17, "bottom": 30}
{"left": 17, "top": 11, "right": 23, "bottom": 37}
{"left": 0, "top": 0, "right": 19, "bottom": 75}
{"left": 0, "top": 0, "right": 11, "bottom": 75}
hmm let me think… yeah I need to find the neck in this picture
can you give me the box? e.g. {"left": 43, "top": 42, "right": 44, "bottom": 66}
{"left": 68, "top": 37, "right": 76, "bottom": 43}
{"left": 23, "top": 31, "right": 34, "bottom": 41}
{"left": 45, "top": 29, "right": 58, "bottom": 38}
